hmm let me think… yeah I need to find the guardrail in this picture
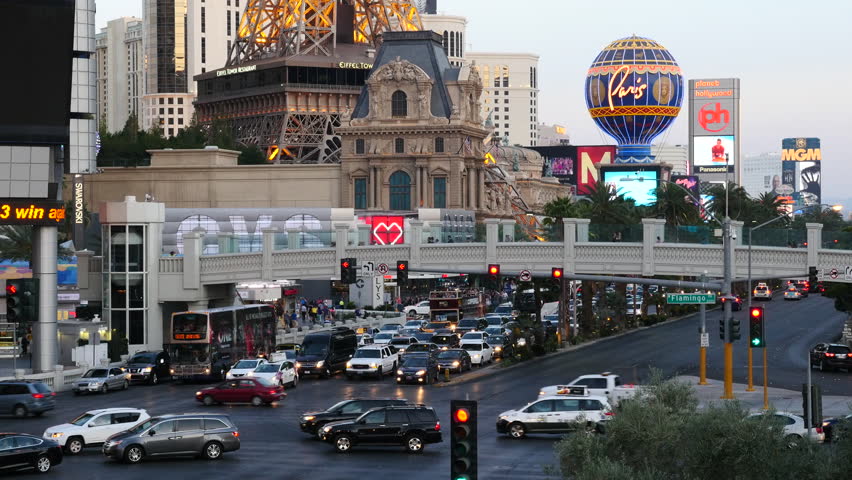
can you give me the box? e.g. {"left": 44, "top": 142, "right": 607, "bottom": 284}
{"left": 0, "top": 365, "right": 88, "bottom": 392}
{"left": 275, "top": 313, "right": 405, "bottom": 345}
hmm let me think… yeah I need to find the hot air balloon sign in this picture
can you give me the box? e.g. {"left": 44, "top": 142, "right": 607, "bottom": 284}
{"left": 585, "top": 35, "right": 684, "bottom": 163}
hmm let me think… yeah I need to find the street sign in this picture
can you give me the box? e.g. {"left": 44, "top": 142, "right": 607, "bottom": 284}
{"left": 700, "top": 333, "right": 709, "bottom": 348}
{"left": 667, "top": 293, "right": 716, "bottom": 305}
{"left": 377, "top": 263, "right": 389, "bottom": 275}
{"left": 830, "top": 268, "right": 839, "bottom": 280}
{"left": 359, "top": 261, "right": 375, "bottom": 277}
{"left": 355, "top": 278, "right": 365, "bottom": 289}
{"left": 519, "top": 270, "right": 532, "bottom": 282}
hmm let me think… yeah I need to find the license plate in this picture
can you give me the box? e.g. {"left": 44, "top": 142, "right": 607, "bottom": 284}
{"left": 839, "top": 355, "right": 847, "bottom": 359}
{"left": 406, "top": 376, "right": 413, "bottom": 380}
{"left": 303, "top": 370, "right": 310, "bottom": 374}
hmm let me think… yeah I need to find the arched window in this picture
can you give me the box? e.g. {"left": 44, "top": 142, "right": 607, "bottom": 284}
{"left": 391, "top": 90, "right": 407, "bottom": 117}
{"left": 176, "top": 215, "right": 219, "bottom": 254}
{"left": 449, "top": 32, "right": 455, "bottom": 57}
{"left": 389, "top": 171, "right": 411, "bottom": 210}
{"left": 459, "top": 32, "right": 463, "bottom": 57}
{"left": 395, "top": 137, "right": 405, "bottom": 154}
{"left": 442, "top": 30, "right": 449, "bottom": 54}
{"left": 435, "top": 137, "right": 444, "bottom": 153}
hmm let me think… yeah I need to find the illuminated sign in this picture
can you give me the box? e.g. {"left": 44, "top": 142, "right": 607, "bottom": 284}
{"left": 554, "top": 125, "right": 566, "bottom": 135}
{"left": 358, "top": 216, "right": 405, "bottom": 245}
{"left": 602, "top": 168, "right": 660, "bottom": 206}
{"left": 671, "top": 175, "right": 700, "bottom": 196}
{"left": 173, "top": 333, "right": 203, "bottom": 340}
{"left": 693, "top": 136, "right": 735, "bottom": 174}
{"left": 216, "top": 64, "right": 257, "bottom": 77}
{"left": 606, "top": 65, "right": 647, "bottom": 111}
{"left": 338, "top": 62, "right": 373, "bottom": 69}
{"left": 781, "top": 149, "right": 821, "bottom": 161}
{"left": 73, "top": 179, "right": 84, "bottom": 225}
{"left": 576, "top": 146, "right": 616, "bottom": 195}
{"left": 483, "top": 152, "right": 496, "bottom": 165}
{"left": 698, "top": 102, "right": 730, "bottom": 132}
{"left": 0, "top": 199, "right": 66, "bottom": 226}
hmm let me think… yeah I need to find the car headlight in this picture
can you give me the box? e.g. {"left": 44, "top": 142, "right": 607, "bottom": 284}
{"left": 142, "top": 367, "right": 153, "bottom": 373}
{"left": 51, "top": 433, "right": 63, "bottom": 439}
{"left": 369, "top": 363, "right": 378, "bottom": 369}
{"left": 204, "top": 368, "right": 210, "bottom": 374}
{"left": 499, "top": 415, "right": 509, "bottom": 420}
{"left": 539, "top": 390, "right": 546, "bottom": 396}
{"left": 170, "top": 368, "right": 175, "bottom": 374}
{"left": 296, "top": 362, "right": 302, "bottom": 369}
{"left": 346, "top": 361, "right": 352, "bottom": 368}
{"left": 473, "top": 354, "right": 480, "bottom": 359}
{"left": 322, "top": 425, "right": 332, "bottom": 433}
{"left": 303, "top": 415, "right": 316, "bottom": 422}
{"left": 397, "top": 369, "right": 404, "bottom": 375}
{"left": 247, "top": 371, "right": 254, "bottom": 376}
{"left": 416, "top": 370, "right": 426, "bottom": 376}
{"left": 452, "top": 361, "right": 460, "bottom": 367}
{"left": 494, "top": 346, "right": 502, "bottom": 352}
{"left": 316, "top": 361, "right": 325, "bottom": 368}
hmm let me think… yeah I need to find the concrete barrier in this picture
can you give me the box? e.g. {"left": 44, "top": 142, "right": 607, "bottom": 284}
{"left": 275, "top": 313, "right": 403, "bottom": 345}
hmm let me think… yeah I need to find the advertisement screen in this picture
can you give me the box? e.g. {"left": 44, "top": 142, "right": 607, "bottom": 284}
{"left": 530, "top": 145, "right": 577, "bottom": 185}
{"left": 671, "top": 175, "right": 700, "bottom": 197}
{"left": 602, "top": 169, "right": 659, "bottom": 206}
{"left": 576, "top": 146, "right": 616, "bottom": 194}
{"left": 358, "top": 215, "right": 406, "bottom": 245}
{"left": 693, "top": 136, "right": 735, "bottom": 173}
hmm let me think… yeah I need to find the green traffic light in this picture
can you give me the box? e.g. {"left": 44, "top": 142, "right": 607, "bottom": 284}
{"left": 751, "top": 338, "right": 760, "bottom": 346}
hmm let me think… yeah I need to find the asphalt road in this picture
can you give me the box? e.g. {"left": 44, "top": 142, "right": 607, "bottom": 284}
{"left": 2, "top": 294, "right": 847, "bottom": 479}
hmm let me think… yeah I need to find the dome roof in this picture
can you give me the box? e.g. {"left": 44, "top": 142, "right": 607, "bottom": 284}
{"left": 491, "top": 145, "right": 543, "bottom": 164}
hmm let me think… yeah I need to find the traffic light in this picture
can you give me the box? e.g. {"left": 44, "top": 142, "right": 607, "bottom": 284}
{"left": 485, "top": 264, "right": 500, "bottom": 290}
{"left": 340, "top": 258, "right": 357, "bottom": 284}
{"left": 551, "top": 268, "right": 563, "bottom": 279}
{"left": 749, "top": 306, "right": 765, "bottom": 348}
{"left": 808, "top": 266, "right": 818, "bottom": 286}
{"left": 730, "top": 316, "right": 741, "bottom": 341}
{"left": 450, "top": 400, "right": 478, "bottom": 480}
{"left": 396, "top": 260, "right": 408, "bottom": 285}
{"left": 5, "top": 279, "right": 39, "bottom": 324}
{"left": 719, "top": 317, "right": 726, "bottom": 341}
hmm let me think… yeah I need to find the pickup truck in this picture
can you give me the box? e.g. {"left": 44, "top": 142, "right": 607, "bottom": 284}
{"left": 345, "top": 344, "right": 399, "bottom": 379}
{"left": 538, "top": 373, "right": 641, "bottom": 406}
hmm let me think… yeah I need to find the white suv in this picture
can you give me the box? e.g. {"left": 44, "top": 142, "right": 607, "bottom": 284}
{"left": 497, "top": 394, "right": 612, "bottom": 438}
{"left": 753, "top": 285, "right": 772, "bottom": 300}
{"left": 460, "top": 341, "right": 493, "bottom": 366}
{"left": 43, "top": 408, "right": 149, "bottom": 454}
{"left": 346, "top": 345, "right": 399, "bottom": 379}
{"left": 226, "top": 358, "right": 268, "bottom": 379}
{"left": 407, "top": 301, "right": 431, "bottom": 317}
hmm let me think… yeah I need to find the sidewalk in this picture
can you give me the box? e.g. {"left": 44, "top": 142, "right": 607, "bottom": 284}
{"left": 678, "top": 375, "right": 852, "bottom": 417}
{"left": 0, "top": 355, "right": 31, "bottom": 377}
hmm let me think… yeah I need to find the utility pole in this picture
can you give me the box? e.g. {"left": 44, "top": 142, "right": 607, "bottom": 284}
{"left": 698, "top": 273, "right": 708, "bottom": 385}
{"left": 721, "top": 216, "right": 734, "bottom": 399}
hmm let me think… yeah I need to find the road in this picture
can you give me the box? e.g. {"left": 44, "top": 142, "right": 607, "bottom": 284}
{"left": 2, "top": 294, "right": 847, "bottom": 479}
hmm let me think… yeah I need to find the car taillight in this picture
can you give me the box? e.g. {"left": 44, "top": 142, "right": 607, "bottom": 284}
{"left": 825, "top": 353, "right": 836, "bottom": 357}
{"left": 31, "top": 393, "right": 45, "bottom": 399}
{"left": 605, "top": 411, "right": 615, "bottom": 417}
{"left": 269, "top": 390, "right": 278, "bottom": 395}
{"left": 816, "top": 427, "right": 823, "bottom": 434}
{"left": 232, "top": 431, "right": 239, "bottom": 437}
{"left": 435, "top": 421, "right": 441, "bottom": 431}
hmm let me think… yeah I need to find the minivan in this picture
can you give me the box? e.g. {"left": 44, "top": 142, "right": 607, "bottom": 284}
{"left": 102, "top": 413, "right": 239, "bottom": 463}
{"left": 296, "top": 327, "right": 357, "bottom": 378}
{"left": 0, "top": 381, "right": 56, "bottom": 417}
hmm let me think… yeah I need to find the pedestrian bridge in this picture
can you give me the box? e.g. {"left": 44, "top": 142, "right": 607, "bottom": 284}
{"left": 76, "top": 217, "right": 852, "bottom": 306}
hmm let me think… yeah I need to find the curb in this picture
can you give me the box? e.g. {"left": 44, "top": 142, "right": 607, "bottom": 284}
{"left": 435, "top": 307, "right": 712, "bottom": 388}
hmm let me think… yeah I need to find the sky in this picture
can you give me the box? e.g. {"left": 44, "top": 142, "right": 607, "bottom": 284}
{"left": 96, "top": 0, "right": 852, "bottom": 203}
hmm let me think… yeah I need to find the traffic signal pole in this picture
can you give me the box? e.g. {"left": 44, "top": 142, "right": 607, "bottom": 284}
{"left": 698, "top": 273, "right": 708, "bottom": 385}
{"left": 32, "top": 225, "right": 58, "bottom": 372}
{"left": 721, "top": 218, "right": 735, "bottom": 400}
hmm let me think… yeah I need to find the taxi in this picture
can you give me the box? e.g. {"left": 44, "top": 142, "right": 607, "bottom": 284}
{"left": 496, "top": 386, "right": 613, "bottom": 439}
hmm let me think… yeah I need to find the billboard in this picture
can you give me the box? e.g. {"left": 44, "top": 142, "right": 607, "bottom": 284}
{"left": 575, "top": 146, "right": 616, "bottom": 194}
{"left": 780, "top": 138, "right": 821, "bottom": 210}
{"left": 0, "top": 0, "right": 75, "bottom": 145}
{"left": 358, "top": 215, "right": 406, "bottom": 245}
{"left": 692, "top": 136, "right": 735, "bottom": 174}
{"left": 531, "top": 145, "right": 577, "bottom": 185}
{"left": 602, "top": 169, "right": 659, "bottom": 206}
{"left": 671, "top": 175, "right": 700, "bottom": 197}
{"left": 688, "top": 79, "right": 741, "bottom": 183}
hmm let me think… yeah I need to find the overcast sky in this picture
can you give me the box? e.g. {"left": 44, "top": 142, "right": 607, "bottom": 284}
{"left": 96, "top": 0, "right": 852, "bottom": 202}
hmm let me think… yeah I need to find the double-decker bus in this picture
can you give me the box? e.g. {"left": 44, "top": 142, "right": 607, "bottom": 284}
{"left": 166, "top": 304, "right": 276, "bottom": 381}
{"left": 429, "top": 289, "right": 485, "bottom": 326}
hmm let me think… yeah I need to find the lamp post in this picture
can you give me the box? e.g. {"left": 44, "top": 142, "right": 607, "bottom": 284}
{"left": 620, "top": 176, "right": 724, "bottom": 389}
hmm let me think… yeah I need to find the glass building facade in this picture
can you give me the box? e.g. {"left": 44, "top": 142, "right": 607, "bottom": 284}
{"left": 103, "top": 225, "right": 149, "bottom": 346}
{"left": 145, "top": 0, "right": 188, "bottom": 94}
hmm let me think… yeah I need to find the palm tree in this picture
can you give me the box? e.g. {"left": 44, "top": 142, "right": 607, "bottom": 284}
{"left": 652, "top": 185, "right": 701, "bottom": 226}
{"left": 706, "top": 182, "right": 753, "bottom": 221}
{"left": 582, "top": 180, "right": 636, "bottom": 225}
{"left": 0, "top": 225, "right": 74, "bottom": 262}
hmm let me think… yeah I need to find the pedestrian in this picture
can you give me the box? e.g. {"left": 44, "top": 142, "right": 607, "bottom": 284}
{"left": 20, "top": 335, "right": 29, "bottom": 358}
{"left": 300, "top": 303, "right": 307, "bottom": 323}
{"left": 310, "top": 305, "right": 318, "bottom": 324}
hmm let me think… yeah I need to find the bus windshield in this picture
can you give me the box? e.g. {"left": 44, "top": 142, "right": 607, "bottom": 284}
{"left": 301, "top": 339, "right": 329, "bottom": 356}
{"left": 172, "top": 313, "right": 207, "bottom": 341}
{"left": 167, "top": 344, "right": 211, "bottom": 364}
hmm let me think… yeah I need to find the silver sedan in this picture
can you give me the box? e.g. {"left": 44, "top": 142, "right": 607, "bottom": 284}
{"left": 72, "top": 367, "right": 129, "bottom": 394}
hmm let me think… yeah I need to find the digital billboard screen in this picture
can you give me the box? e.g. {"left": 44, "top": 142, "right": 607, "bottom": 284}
{"left": 0, "top": 0, "right": 75, "bottom": 145}
{"left": 693, "top": 136, "right": 735, "bottom": 174}
{"left": 575, "top": 146, "right": 616, "bottom": 194}
{"left": 671, "top": 175, "right": 700, "bottom": 197}
{"left": 602, "top": 169, "right": 659, "bottom": 207}
{"left": 530, "top": 145, "right": 577, "bottom": 185}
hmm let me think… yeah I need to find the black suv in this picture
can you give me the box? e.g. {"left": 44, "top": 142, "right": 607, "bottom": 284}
{"left": 320, "top": 405, "right": 442, "bottom": 453}
{"left": 431, "top": 333, "right": 460, "bottom": 350}
{"left": 402, "top": 343, "right": 440, "bottom": 358}
{"left": 810, "top": 343, "right": 852, "bottom": 371}
{"left": 123, "top": 351, "right": 171, "bottom": 385}
{"left": 300, "top": 398, "right": 408, "bottom": 435}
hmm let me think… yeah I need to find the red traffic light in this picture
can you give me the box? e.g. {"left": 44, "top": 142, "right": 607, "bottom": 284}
{"left": 397, "top": 262, "right": 406, "bottom": 271}
{"left": 6, "top": 284, "right": 17, "bottom": 295}
{"left": 341, "top": 260, "right": 350, "bottom": 269}
{"left": 552, "top": 268, "right": 563, "bottom": 279}
{"left": 454, "top": 408, "right": 470, "bottom": 423}
{"left": 487, "top": 264, "right": 500, "bottom": 276}
{"left": 750, "top": 307, "right": 762, "bottom": 317}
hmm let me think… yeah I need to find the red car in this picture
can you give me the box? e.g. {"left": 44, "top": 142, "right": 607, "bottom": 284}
{"left": 195, "top": 378, "right": 286, "bottom": 406}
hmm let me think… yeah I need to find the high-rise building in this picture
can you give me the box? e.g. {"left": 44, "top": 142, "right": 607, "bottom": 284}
{"left": 742, "top": 152, "right": 782, "bottom": 197}
{"left": 420, "top": 14, "right": 466, "bottom": 66}
{"left": 186, "top": 0, "right": 244, "bottom": 91}
{"left": 652, "top": 144, "right": 689, "bottom": 175}
{"left": 466, "top": 52, "right": 540, "bottom": 147}
{"left": 95, "top": 17, "right": 144, "bottom": 133}
{"left": 537, "top": 123, "right": 570, "bottom": 146}
{"left": 141, "top": 0, "right": 194, "bottom": 137}
{"left": 70, "top": 0, "right": 98, "bottom": 174}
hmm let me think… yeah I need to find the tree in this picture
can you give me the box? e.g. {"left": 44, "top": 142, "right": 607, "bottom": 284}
{"left": 651, "top": 184, "right": 701, "bottom": 226}
{"left": 555, "top": 371, "right": 852, "bottom": 479}
{"left": 0, "top": 226, "right": 74, "bottom": 262}
{"left": 238, "top": 144, "right": 266, "bottom": 165}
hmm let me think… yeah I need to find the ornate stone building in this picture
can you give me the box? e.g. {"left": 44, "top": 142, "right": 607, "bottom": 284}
{"left": 338, "top": 31, "right": 489, "bottom": 214}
